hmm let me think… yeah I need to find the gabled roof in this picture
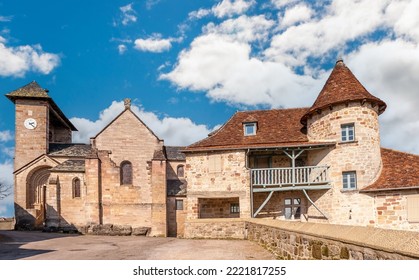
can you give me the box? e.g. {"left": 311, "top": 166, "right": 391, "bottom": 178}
{"left": 5, "top": 81, "right": 78, "bottom": 131}
{"left": 185, "top": 108, "right": 319, "bottom": 152}
{"left": 49, "top": 143, "right": 93, "bottom": 157}
{"left": 301, "top": 60, "right": 386, "bottom": 124}
{"left": 361, "top": 148, "right": 419, "bottom": 192}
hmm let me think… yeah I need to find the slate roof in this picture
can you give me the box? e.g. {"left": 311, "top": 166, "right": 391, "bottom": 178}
{"left": 184, "top": 108, "right": 333, "bottom": 152}
{"left": 167, "top": 179, "right": 187, "bottom": 196}
{"left": 49, "top": 143, "right": 93, "bottom": 157}
{"left": 165, "top": 146, "right": 186, "bottom": 161}
{"left": 362, "top": 148, "right": 419, "bottom": 192}
{"left": 301, "top": 60, "right": 386, "bottom": 124}
{"left": 50, "top": 160, "right": 85, "bottom": 172}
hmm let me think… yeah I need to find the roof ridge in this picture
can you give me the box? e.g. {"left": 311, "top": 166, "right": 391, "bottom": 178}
{"left": 236, "top": 107, "right": 310, "bottom": 114}
{"left": 381, "top": 147, "right": 419, "bottom": 157}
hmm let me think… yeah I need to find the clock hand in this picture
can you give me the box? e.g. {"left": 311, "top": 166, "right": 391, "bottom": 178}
{"left": 29, "top": 122, "right": 35, "bottom": 127}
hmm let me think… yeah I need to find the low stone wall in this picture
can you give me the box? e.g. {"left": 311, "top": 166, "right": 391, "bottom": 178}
{"left": 184, "top": 218, "right": 419, "bottom": 259}
{"left": 184, "top": 218, "right": 246, "bottom": 239}
{"left": 247, "top": 220, "right": 419, "bottom": 260}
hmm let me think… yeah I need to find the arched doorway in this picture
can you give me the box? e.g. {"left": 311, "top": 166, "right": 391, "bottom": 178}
{"left": 26, "top": 166, "right": 51, "bottom": 226}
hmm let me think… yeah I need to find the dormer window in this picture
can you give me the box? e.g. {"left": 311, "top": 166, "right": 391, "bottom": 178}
{"left": 244, "top": 122, "right": 257, "bottom": 136}
{"left": 341, "top": 123, "right": 355, "bottom": 142}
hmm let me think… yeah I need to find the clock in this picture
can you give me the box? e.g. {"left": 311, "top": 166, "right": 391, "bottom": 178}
{"left": 24, "top": 118, "right": 37, "bottom": 130}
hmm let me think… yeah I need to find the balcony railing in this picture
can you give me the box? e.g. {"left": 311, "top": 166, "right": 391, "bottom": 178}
{"left": 251, "top": 165, "right": 329, "bottom": 187}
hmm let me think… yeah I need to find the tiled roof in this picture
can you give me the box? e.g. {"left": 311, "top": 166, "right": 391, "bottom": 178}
{"left": 5, "top": 81, "right": 50, "bottom": 100}
{"left": 167, "top": 179, "right": 187, "bottom": 196}
{"left": 362, "top": 148, "right": 419, "bottom": 192}
{"left": 301, "top": 60, "right": 387, "bottom": 124}
{"left": 185, "top": 108, "right": 313, "bottom": 152}
{"left": 50, "top": 160, "right": 85, "bottom": 172}
{"left": 49, "top": 143, "right": 93, "bottom": 157}
{"left": 153, "top": 149, "right": 166, "bottom": 161}
{"left": 165, "top": 146, "right": 186, "bottom": 161}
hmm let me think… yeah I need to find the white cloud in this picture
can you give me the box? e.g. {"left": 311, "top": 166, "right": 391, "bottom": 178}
{"left": 189, "top": 0, "right": 255, "bottom": 20}
{"left": 71, "top": 101, "right": 215, "bottom": 146}
{"left": 118, "top": 44, "right": 127, "bottom": 54}
{"left": 120, "top": 3, "right": 137, "bottom": 26}
{"left": 0, "top": 42, "right": 60, "bottom": 77}
{"left": 280, "top": 4, "right": 313, "bottom": 28}
{"left": 134, "top": 35, "right": 172, "bottom": 53}
{"left": 0, "top": 131, "right": 13, "bottom": 142}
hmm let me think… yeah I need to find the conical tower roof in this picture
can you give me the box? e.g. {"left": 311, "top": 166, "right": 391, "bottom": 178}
{"left": 301, "top": 59, "right": 386, "bottom": 124}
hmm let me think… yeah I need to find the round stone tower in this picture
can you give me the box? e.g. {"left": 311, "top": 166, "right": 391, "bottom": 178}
{"left": 301, "top": 59, "right": 387, "bottom": 224}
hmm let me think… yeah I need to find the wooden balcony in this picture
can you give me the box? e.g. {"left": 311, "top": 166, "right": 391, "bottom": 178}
{"left": 251, "top": 165, "right": 330, "bottom": 188}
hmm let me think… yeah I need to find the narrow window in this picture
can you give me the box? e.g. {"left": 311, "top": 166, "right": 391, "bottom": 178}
{"left": 230, "top": 203, "right": 240, "bottom": 214}
{"left": 73, "top": 178, "right": 81, "bottom": 198}
{"left": 176, "top": 199, "right": 184, "bottom": 210}
{"left": 177, "top": 165, "right": 185, "bottom": 178}
{"left": 341, "top": 123, "right": 355, "bottom": 142}
{"left": 284, "top": 198, "right": 301, "bottom": 220}
{"left": 244, "top": 123, "right": 257, "bottom": 136}
{"left": 342, "top": 171, "right": 357, "bottom": 190}
{"left": 120, "top": 161, "right": 133, "bottom": 185}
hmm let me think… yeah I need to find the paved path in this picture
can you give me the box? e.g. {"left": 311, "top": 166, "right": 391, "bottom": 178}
{"left": 0, "top": 230, "right": 275, "bottom": 260}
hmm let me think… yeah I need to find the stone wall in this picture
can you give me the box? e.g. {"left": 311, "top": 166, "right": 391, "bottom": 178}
{"left": 184, "top": 218, "right": 419, "bottom": 259}
{"left": 199, "top": 197, "right": 240, "bottom": 219}
{"left": 184, "top": 218, "right": 247, "bottom": 239}
{"left": 305, "top": 102, "right": 382, "bottom": 226}
{"left": 372, "top": 190, "right": 419, "bottom": 231}
{"left": 185, "top": 151, "right": 250, "bottom": 220}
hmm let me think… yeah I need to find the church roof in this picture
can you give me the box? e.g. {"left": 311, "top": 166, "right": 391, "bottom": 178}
{"left": 300, "top": 59, "right": 387, "bottom": 124}
{"left": 184, "top": 108, "right": 333, "bottom": 152}
{"left": 5, "top": 81, "right": 78, "bottom": 131}
{"left": 49, "top": 143, "right": 93, "bottom": 157}
{"left": 5, "top": 81, "right": 50, "bottom": 100}
{"left": 165, "top": 146, "right": 186, "bottom": 161}
{"left": 361, "top": 148, "right": 419, "bottom": 192}
{"left": 50, "top": 159, "right": 85, "bottom": 172}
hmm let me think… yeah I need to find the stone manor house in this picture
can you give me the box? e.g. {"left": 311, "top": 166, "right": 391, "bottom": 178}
{"left": 5, "top": 59, "right": 419, "bottom": 236}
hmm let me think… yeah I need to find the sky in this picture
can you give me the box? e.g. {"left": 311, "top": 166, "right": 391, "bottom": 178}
{"left": 1, "top": 0, "right": 419, "bottom": 217}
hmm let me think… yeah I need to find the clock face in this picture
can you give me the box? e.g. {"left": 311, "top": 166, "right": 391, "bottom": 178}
{"left": 24, "top": 118, "right": 37, "bottom": 130}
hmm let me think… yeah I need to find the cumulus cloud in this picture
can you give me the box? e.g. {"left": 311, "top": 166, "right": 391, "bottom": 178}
{"left": 161, "top": 0, "right": 419, "bottom": 154}
{"left": 71, "top": 101, "right": 215, "bottom": 146}
{"left": 280, "top": 4, "right": 313, "bottom": 28}
{"left": 189, "top": 0, "right": 255, "bottom": 20}
{"left": 134, "top": 35, "right": 172, "bottom": 53}
{"left": 0, "top": 42, "right": 60, "bottom": 77}
{"left": 120, "top": 3, "right": 137, "bottom": 26}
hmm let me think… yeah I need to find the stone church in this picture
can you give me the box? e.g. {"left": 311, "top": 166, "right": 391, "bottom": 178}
{"left": 6, "top": 84, "right": 186, "bottom": 236}
{"left": 5, "top": 59, "right": 419, "bottom": 236}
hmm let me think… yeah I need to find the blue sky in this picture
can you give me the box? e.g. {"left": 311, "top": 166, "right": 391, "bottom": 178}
{"left": 1, "top": 0, "right": 419, "bottom": 217}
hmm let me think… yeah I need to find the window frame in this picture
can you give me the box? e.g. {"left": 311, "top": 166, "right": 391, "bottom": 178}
{"left": 72, "top": 177, "right": 81, "bottom": 198}
{"left": 284, "top": 197, "right": 301, "bottom": 220}
{"left": 175, "top": 199, "right": 184, "bottom": 211}
{"left": 341, "top": 123, "right": 355, "bottom": 142}
{"left": 177, "top": 165, "right": 185, "bottom": 178}
{"left": 407, "top": 195, "right": 419, "bottom": 223}
{"left": 244, "top": 122, "right": 257, "bottom": 136}
{"left": 120, "top": 160, "right": 133, "bottom": 185}
{"left": 342, "top": 171, "right": 357, "bottom": 190}
{"left": 230, "top": 203, "right": 240, "bottom": 214}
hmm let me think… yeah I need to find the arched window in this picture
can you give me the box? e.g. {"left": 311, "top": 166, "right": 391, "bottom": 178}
{"left": 177, "top": 165, "right": 184, "bottom": 178}
{"left": 73, "top": 178, "right": 81, "bottom": 198}
{"left": 120, "top": 161, "right": 133, "bottom": 185}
